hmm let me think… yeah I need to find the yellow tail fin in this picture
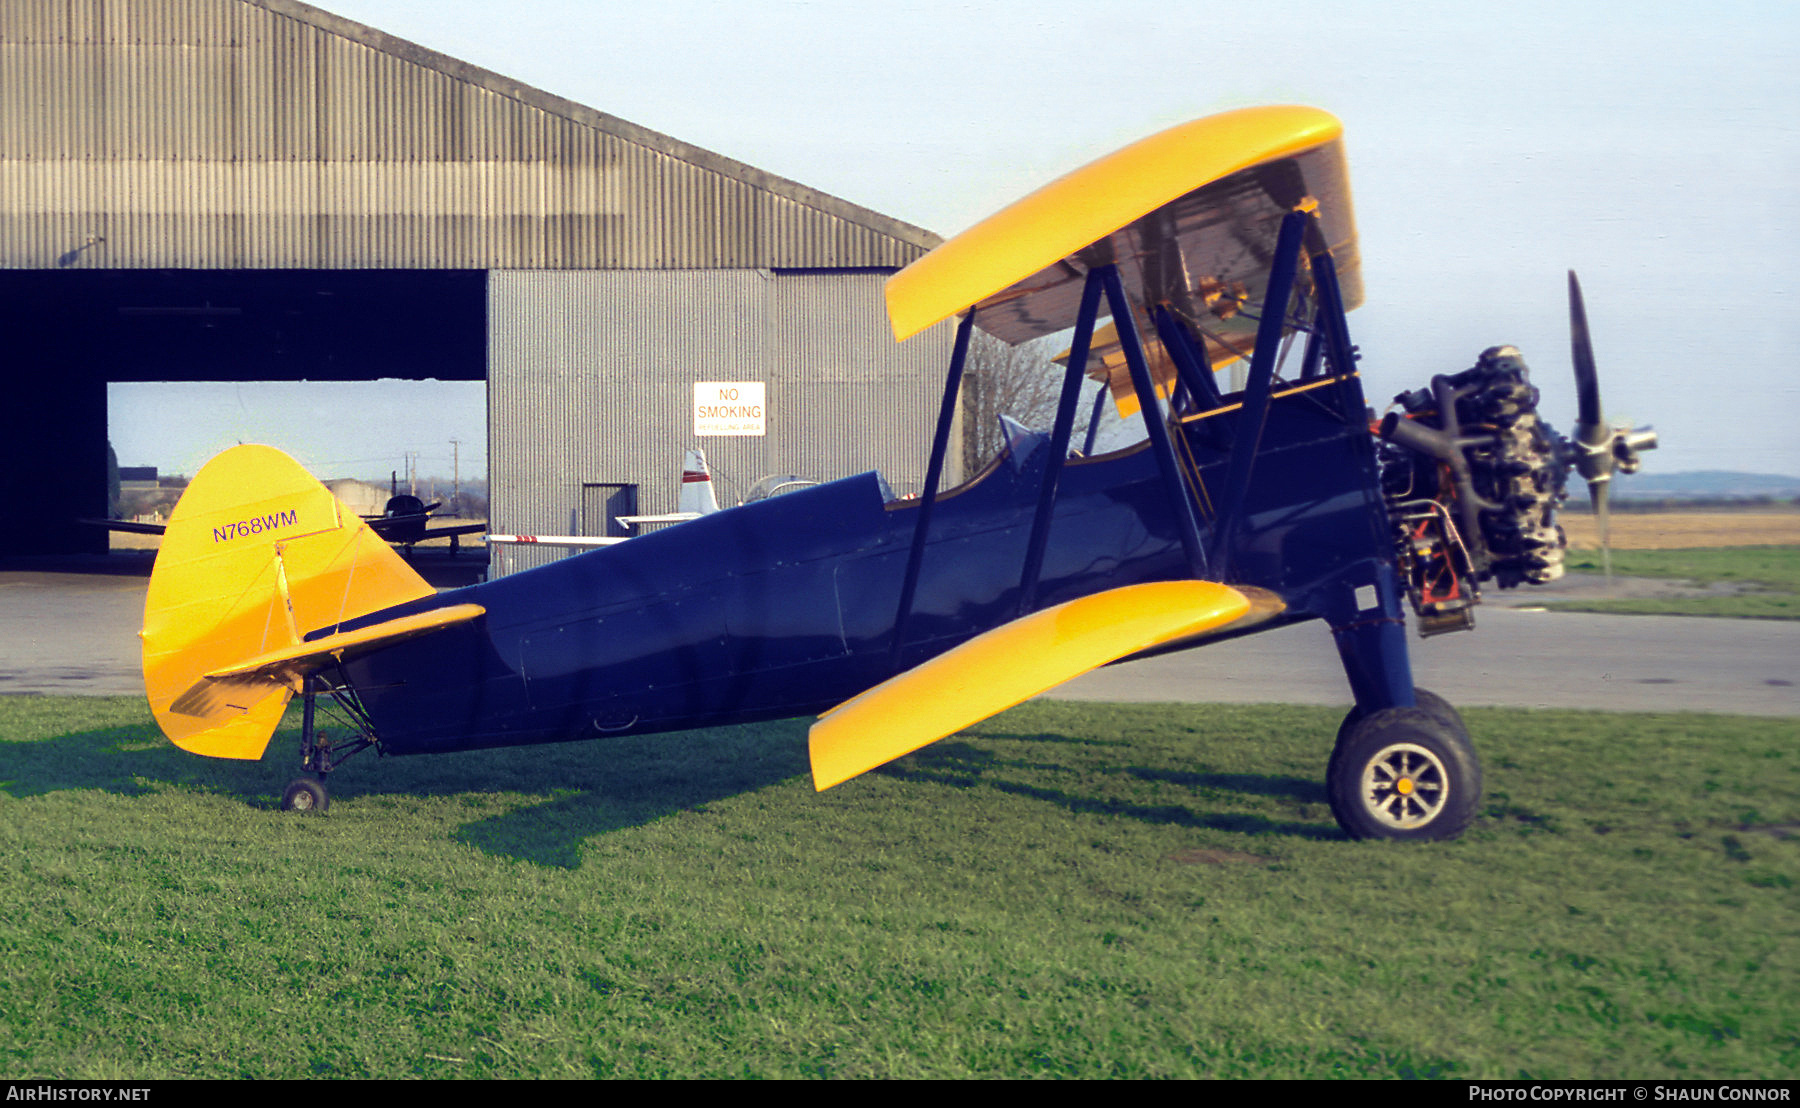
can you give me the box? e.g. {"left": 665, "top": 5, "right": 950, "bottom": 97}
{"left": 141, "top": 445, "right": 437, "bottom": 760}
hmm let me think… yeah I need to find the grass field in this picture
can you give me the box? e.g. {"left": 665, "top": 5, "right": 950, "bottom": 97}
{"left": 1545, "top": 510, "right": 1800, "bottom": 619}
{"left": 1547, "top": 546, "right": 1800, "bottom": 620}
{"left": 2, "top": 696, "right": 1794, "bottom": 1079}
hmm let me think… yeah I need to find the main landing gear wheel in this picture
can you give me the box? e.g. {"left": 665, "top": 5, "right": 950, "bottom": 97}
{"left": 281, "top": 776, "right": 329, "bottom": 813}
{"left": 1328, "top": 704, "right": 1480, "bottom": 841}
{"left": 1334, "top": 687, "right": 1465, "bottom": 749}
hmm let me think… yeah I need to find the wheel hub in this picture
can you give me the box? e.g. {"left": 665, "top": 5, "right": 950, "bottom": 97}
{"left": 1361, "top": 742, "right": 1448, "bottom": 829}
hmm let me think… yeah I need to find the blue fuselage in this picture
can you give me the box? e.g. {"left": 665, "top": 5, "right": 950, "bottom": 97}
{"left": 334, "top": 385, "right": 1393, "bottom": 755}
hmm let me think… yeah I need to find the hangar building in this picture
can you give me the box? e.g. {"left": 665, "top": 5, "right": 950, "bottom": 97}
{"left": 1, "top": 0, "right": 954, "bottom": 567}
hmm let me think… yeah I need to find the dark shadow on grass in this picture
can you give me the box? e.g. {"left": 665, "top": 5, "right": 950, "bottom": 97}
{"left": 1131, "top": 766, "right": 1328, "bottom": 803}
{"left": 0, "top": 721, "right": 274, "bottom": 801}
{"left": 987, "top": 729, "right": 1132, "bottom": 749}
{"left": 0, "top": 709, "right": 813, "bottom": 868}
{"left": 878, "top": 740, "right": 1340, "bottom": 840}
{"left": 0, "top": 703, "right": 1344, "bottom": 865}
{"left": 432, "top": 722, "right": 812, "bottom": 867}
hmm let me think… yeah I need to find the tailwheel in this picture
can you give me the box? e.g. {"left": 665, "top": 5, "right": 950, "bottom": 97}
{"left": 1328, "top": 703, "right": 1481, "bottom": 841}
{"left": 279, "top": 672, "right": 377, "bottom": 814}
{"left": 281, "top": 775, "right": 329, "bottom": 813}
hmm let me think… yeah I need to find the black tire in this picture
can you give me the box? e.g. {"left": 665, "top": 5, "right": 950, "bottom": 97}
{"left": 281, "top": 776, "right": 329, "bottom": 813}
{"left": 1328, "top": 706, "right": 1481, "bottom": 841}
{"left": 1409, "top": 688, "right": 1465, "bottom": 735}
{"left": 1333, "top": 686, "right": 1465, "bottom": 752}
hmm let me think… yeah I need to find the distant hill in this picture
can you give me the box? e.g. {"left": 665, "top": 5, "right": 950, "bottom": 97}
{"left": 1609, "top": 471, "right": 1800, "bottom": 501}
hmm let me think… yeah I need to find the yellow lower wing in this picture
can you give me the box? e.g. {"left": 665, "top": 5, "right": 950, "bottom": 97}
{"left": 809, "top": 580, "right": 1251, "bottom": 790}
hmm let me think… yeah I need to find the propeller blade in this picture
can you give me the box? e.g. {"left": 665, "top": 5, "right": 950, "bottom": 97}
{"left": 809, "top": 580, "right": 1252, "bottom": 790}
{"left": 1566, "top": 270, "right": 1654, "bottom": 581}
{"left": 1569, "top": 270, "right": 1629, "bottom": 584}
{"left": 1568, "top": 271, "right": 1603, "bottom": 431}
{"left": 1567, "top": 271, "right": 1617, "bottom": 497}
{"left": 1589, "top": 477, "right": 1613, "bottom": 585}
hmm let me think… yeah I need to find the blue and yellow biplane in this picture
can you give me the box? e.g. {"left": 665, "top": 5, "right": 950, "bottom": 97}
{"left": 141, "top": 106, "right": 1653, "bottom": 839}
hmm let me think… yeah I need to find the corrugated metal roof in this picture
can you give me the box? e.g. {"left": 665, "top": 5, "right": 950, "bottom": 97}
{"left": 0, "top": 0, "right": 941, "bottom": 269}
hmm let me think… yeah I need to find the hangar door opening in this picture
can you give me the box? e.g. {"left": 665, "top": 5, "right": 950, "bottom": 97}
{"left": 1, "top": 270, "right": 487, "bottom": 557}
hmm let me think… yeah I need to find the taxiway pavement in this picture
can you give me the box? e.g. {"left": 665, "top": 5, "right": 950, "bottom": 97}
{"left": 2, "top": 555, "right": 1796, "bottom": 716}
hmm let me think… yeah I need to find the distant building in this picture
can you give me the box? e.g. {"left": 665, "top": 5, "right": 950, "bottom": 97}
{"left": 321, "top": 480, "right": 390, "bottom": 519}
{"left": 117, "top": 467, "right": 159, "bottom": 492}
{"left": 4, "top": 0, "right": 956, "bottom": 564}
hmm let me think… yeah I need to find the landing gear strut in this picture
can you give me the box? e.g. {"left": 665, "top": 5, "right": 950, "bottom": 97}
{"left": 278, "top": 672, "right": 379, "bottom": 813}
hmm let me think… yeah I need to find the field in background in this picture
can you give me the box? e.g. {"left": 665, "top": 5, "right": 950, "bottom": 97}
{"left": 1559, "top": 509, "right": 1800, "bottom": 550}
{"left": 2, "top": 696, "right": 1793, "bottom": 1079}
{"left": 1546, "top": 543, "right": 1800, "bottom": 620}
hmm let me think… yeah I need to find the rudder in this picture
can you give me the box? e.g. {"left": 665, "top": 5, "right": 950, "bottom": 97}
{"left": 141, "top": 445, "right": 437, "bottom": 759}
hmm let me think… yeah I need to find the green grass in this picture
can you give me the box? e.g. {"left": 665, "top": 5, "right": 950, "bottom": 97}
{"left": 2, "top": 696, "right": 1796, "bottom": 1079}
{"left": 1551, "top": 546, "right": 1800, "bottom": 619}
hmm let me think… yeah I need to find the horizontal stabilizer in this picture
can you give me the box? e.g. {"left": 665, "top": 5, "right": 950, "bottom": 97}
{"left": 79, "top": 517, "right": 167, "bottom": 535}
{"left": 169, "top": 674, "right": 289, "bottom": 720}
{"left": 204, "top": 603, "right": 485, "bottom": 683}
{"left": 809, "top": 580, "right": 1252, "bottom": 790}
{"left": 486, "top": 533, "right": 629, "bottom": 547}
{"left": 169, "top": 603, "right": 486, "bottom": 718}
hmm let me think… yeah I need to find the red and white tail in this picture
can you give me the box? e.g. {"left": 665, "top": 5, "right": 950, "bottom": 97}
{"left": 678, "top": 447, "right": 721, "bottom": 516}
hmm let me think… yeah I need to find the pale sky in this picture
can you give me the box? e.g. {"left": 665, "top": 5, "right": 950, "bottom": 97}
{"left": 112, "top": 0, "right": 1800, "bottom": 480}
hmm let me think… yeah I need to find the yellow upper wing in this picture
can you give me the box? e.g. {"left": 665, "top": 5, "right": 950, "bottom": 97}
{"left": 885, "top": 105, "right": 1360, "bottom": 358}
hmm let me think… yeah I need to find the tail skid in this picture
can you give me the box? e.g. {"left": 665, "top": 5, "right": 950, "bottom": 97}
{"left": 141, "top": 445, "right": 445, "bottom": 760}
